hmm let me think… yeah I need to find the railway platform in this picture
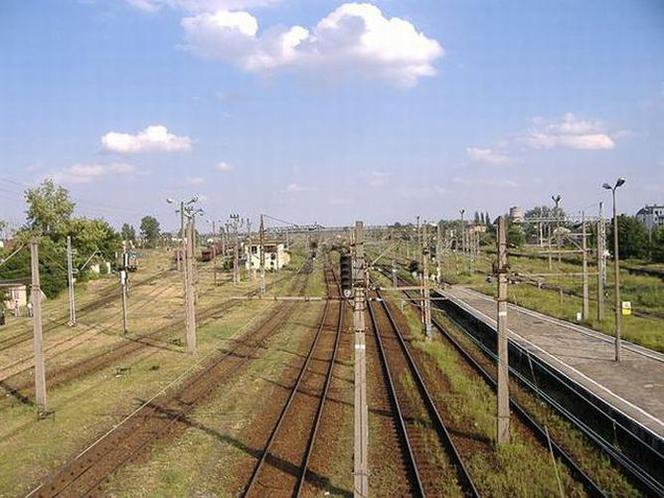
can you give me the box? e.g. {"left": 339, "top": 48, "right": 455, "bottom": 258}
{"left": 437, "top": 285, "right": 664, "bottom": 441}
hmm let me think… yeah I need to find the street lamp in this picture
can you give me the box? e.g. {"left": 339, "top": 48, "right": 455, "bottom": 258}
{"left": 603, "top": 177, "right": 626, "bottom": 362}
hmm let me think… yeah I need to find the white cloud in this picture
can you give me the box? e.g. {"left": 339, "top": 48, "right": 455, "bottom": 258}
{"left": 524, "top": 113, "right": 615, "bottom": 150}
{"left": 49, "top": 163, "right": 137, "bottom": 184}
{"left": 125, "top": 0, "right": 278, "bottom": 12}
{"left": 466, "top": 147, "right": 511, "bottom": 165}
{"left": 101, "top": 125, "right": 192, "bottom": 154}
{"left": 181, "top": 3, "right": 444, "bottom": 87}
{"left": 216, "top": 161, "right": 234, "bottom": 172}
{"left": 187, "top": 176, "right": 205, "bottom": 185}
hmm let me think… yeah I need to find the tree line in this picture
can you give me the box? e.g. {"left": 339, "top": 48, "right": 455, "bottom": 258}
{"left": 0, "top": 179, "right": 163, "bottom": 300}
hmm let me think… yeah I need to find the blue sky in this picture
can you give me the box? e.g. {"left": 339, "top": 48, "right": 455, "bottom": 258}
{"left": 1, "top": 0, "right": 663, "bottom": 231}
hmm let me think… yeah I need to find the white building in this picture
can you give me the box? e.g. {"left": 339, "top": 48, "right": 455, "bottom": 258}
{"left": 636, "top": 204, "right": 664, "bottom": 232}
{"left": 509, "top": 206, "right": 525, "bottom": 223}
{"left": 1, "top": 283, "right": 28, "bottom": 314}
{"left": 245, "top": 242, "right": 290, "bottom": 270}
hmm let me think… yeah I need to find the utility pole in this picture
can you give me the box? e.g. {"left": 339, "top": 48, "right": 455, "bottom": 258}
{"left": 352, "top": 221, "right": 368, "bottom": 498}
{"left": 229, "top": 214, "right": 242, "bottom": 285}
{"left": 436, "top": 221, "right": 442, "bottom": 283}
{"left": 597, "top": 201, "right": 605, "bottom": 321}
{"left": 212, "top": 220, "right": 217, "bottom": 287}
{"left": 30, "top": 239, "right": 47, "bottom": 413}
{"left": 422, "top": 224, "right": 432, "bottom": 339}
{"left": 185, "top": 219, "right": 197, "bottom": 354}
{"left": 459, "top": 209, "right": 465, "bottom": 265}
{"left": 259, "top": 215, "right": 266, "bottom": 295}
{"left": 247, "top": 218, "right": 256, "bottom": 281}
{"left": 582, "top": 212, "right": 589, "bottom": 320}
{"left": 178, "top": 201, "right": 185, "bottom": 272}
{"left": 392, "top": 258, "right": 398, "bottom": 288}
{"left": 66, "top": 235, "right": 76, "bottom": 327}
{"left": 496, "top": 216, "right": 510, "bottom": 445}
{"left": 120, "top": 243, "right": 129, "bottom": 334}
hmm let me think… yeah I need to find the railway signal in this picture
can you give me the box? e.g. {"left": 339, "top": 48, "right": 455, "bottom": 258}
{"left": 340, "top": 253, "right": 353, "bottom": 298}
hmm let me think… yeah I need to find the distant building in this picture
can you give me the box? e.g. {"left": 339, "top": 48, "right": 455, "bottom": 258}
{"left": 1, "top": 283, "right": 28, "bottom": 315}
{"left": 245, "top": 242, "right": 290, "bottom": 270}
{"left": 636, "top": 204, "right": 664, "bottom": 232}
{"left": 509, "top": 206, "right": 525, "bottom": 223}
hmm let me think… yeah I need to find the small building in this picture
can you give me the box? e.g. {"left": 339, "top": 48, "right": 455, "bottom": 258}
{"left": 509, "top": 206, "right": 525, "bottom": 223}
{"left": 636, "top": 204, "right": 664, "bottom": 232}
{"left": 245, "top": 242, "right": 290, "bottom": 270}
{"left": 1, "top": 283, "right": 28, "bottom": 314}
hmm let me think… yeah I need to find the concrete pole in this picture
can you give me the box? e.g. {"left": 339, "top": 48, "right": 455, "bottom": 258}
{"left": 66, "top": 235, "right": 76, "bottom": 327}
{"left": 392, "top": 258, "right": 398, "bottom": 288}
{"left": 212, "top": 220, "right": 217, "bottom": 287}
{"left": 121, "top": 243, "right": 129, "bottom": 334}
{"left": 180, "top": 202, "right": 188, "bottom": 313}
{"left": 496, "top": 216, "right": 510, "bottom": 445}
{"left": 178, "top": 202, "right": 185, "bottom": 272}
{"left": 259, "top": 214, "right": 266, "bottom": 295}
{"left": 185, "top": 220, "right": 197, "bottom": 354}
{"left": 422, "top": 224, "right": 432, "bottom": 340}
{"left": 611, "top": 189, "right": 622, "bottom": 362}
{"left": 353, "top": 221, "right": 368, "bottom": 498}
{"left": 582, "top": 212, "right": 589, "bottom": 320}
{"left": 247, "top": 219, "right": 256, "bottom": 281}
{"left": 597, "top": 202, "right": 605, "bottom": 321}
{"left": 436, "top": 221, "right": 442, "bottom": 283}
{"left": 30, "top": 239, "right": 47, "bottom": 412}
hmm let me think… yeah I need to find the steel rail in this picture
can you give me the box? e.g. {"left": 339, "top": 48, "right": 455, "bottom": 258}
{"left": 381, "top": 265, "right": 660, "bottom": 497}
{"left": 371, "top": 285, "right": 481, "bottom": 497}
{"left": 28, "top": 262, "right": 313, "bottom": 498}
{"left": 242, "top": 267, "right": 341, "bottom": 497}
{"left": 388, "top": 272, "right": 607, "bottom": 497}
{"left": 294, "top": 269, "right": 344, "bottom": 496}
{"left": 367, "top": 296, "right": 426, "bottom": 497}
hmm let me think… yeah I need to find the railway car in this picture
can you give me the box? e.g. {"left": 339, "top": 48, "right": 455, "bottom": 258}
{"left": 200, "top": 248, "right": 214, "bottom": 262}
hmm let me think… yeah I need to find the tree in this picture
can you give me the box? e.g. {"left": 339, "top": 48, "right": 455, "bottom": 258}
{"left": 25, "top": 179, "right": 75, "bottom": 238}
{"left": 651, "top": 225, "right": 664, "bottom": 263}
{"left": 121, "top": 223, "right": 136, "bottom": 243}
{"left": 507, "top": 223, "right": 525, "bottom": 248}
{"left": 140, "top": 216, "right": 161, "bottom": 248}
{"left": 606, "top": 215, "right": 649, "bottom": 260}
{"left": 473, "top": 211, "right": 480, "bottom": 224}
{"left": 0, "top": 238, "right": 68, "bottom": 298}
{"left": 68, "top": 218, "right": 121, "bottom": 263}
{"left": 484, "top": 211, "right": 491, "bottom": 227}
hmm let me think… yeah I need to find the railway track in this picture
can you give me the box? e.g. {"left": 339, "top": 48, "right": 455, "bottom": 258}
{"left": 1, "top": 267, "right": 295, "bottom": 401}
{"left": 387, "top": 274, "right": 608, "bottom": 497}
{"left": 382, "top": 266, "right": 662, "bottom": 496}
{"left": 367, "top": 286, "right": 479, "bottom": 498}
{"left": 27, "top": 261, "right": 313, "bottom": 497}
{"left": 0, "top": 269, "right": 175, "bottom": 353}
{"left": 242, "top": 267, "right": 344, "bottom": 498}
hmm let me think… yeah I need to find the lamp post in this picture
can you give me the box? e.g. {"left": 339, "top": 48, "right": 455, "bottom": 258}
{"left": 603, "top": 177, "right": 626, "bottom": 362}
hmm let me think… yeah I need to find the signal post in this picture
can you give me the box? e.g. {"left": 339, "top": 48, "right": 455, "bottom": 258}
{"left": 351, "top": 221, "right": 368, "bottom": 497}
